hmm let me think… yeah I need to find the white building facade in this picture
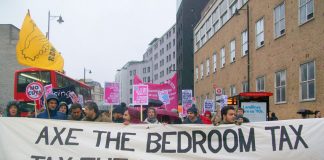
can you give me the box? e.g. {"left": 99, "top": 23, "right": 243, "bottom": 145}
{"left": 115, "top": 24, "right": 177, "bottom": 105}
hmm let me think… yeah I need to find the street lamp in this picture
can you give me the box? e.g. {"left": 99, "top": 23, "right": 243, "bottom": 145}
{"left": 47, "top": 11, "right": 64, "bottom": 40}
{"left": 234, "top": 4, "right": 250, "bottom": 92}
{"left": 84, "top": 68, "right": 92, "bottom": 83}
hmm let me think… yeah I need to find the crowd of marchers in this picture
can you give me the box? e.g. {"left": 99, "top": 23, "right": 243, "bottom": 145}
{"left": 0, "top": 93, "right": 322, "bottom": 125}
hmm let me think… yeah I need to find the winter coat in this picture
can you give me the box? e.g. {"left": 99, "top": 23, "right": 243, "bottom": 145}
{"left": 82, "top": 112, "right": 112, "bottom": 122}
{"left": 37, "top": 94, "right": 67, "bottom": 120}
{"left": 183, "top": 117, "right": 203, "bottom": 124}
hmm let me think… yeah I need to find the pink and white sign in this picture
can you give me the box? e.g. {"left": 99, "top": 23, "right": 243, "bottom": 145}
{"left": 104, "top": 82, "right": 120, "bottom": 105}
{"left": 132, "top": 85, "right": 148, "bottom": 105}
{"left": 134, "top": 74, "right": 178, "bottom": 111}
{"left": 44, "top": 84, "right": 53, "bottom": 97}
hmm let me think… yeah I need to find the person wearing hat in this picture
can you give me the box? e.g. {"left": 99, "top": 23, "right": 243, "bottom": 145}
{"left": 112, "top": 105, "right": 125, "bottom": 123}
{"left": 183, "top": 106, "right": 202, "bottom": 124}
{"left": 58, "top": 101, "right": 68, "bottom": 115}
{"left": 5, "top": 101, "right": 21, "bottom": 117}
{"left": 37, "top": 94, "right": 67, "bottom": 120}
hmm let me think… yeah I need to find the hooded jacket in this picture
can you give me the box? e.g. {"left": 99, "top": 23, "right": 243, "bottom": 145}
{"left": 5, "top": 101, "right": 21, "bottom": 117}
{"left": 37, "top": 94, "right": 67, "bottom": 120}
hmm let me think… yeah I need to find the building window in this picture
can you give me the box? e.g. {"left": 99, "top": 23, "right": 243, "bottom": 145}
{"left": 242, "top": 81, "right": 248, "bottom": 92}
{"left": 130, "top": 89, "right": 132, "bottom": 94}
{"left": 147, "top": 76, "right": 150, "bottom": 82}
{"left": 130, "top": 80, "right": 133, "bottom": 85}
{"left": 230, "top": 0, "right": 238, "bottom": 16}
{"left": 256, "top": 76, "right": 265, "bottom": 91}
{"left": 300, "top": 61, "right": 315, "bottom": 101}
{"left": 299, "top": 0, "right": 314, "bottom": 24}
{"left": 256, "top": 18, "right": 264, "bottom": 48}
{"left": 154, "top": 74, "right": 158, "bottom": 80}
{"left": 154, "top": 63, "right": 158, "bottom": 70}
{"left": 129, "top": 71, "right": 132, "bottom": 76}
{"left": 275, "top": 70, "right": 286, "bottom": 103}
{"left": 160, "top": 71, "right": 164, "bottom": 78}
{"left": 195, "top": 66, "right": 199, "bottom": 81}
{"left": 230, "top": 85, "right": 236, "bottom": 96}
{"left": 220, "top": 47, "right": 225, "bottom": 68}
{"left": 241, "top": 30, "right": 248, "bottom": 56}
{"left": 173, "top": 64, "right": 175, "bottom": 70}
{"left": 213, "top": 53, "right": 217, "bottom": 72}
{"left": 206, "top": 58, "right": 210, "bottom": 76}
{"left": 130, "top": 98, "right": 132, "bottom": 104}
{"left": 230, "top": 40, "right": 236, "bottom": 63}
{"left": 220, "top": 0, "right": 228, "bottom": 25}
{"left": 147, "top": 67, "right": 150, "bottom": 73}
{"left": 143, "top": 77, "right": 147, "bottom": 82}
{"left": 274, "top": 3, "right": 285, "bottom": 38}
{"left": 143, "top": 68, "right": 146, "bottom": 73}
{"left": 200, "top": 63, "right": 204, "bottom": 79}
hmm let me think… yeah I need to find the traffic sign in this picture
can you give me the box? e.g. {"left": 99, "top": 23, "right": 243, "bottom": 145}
{"left": 215, "top": 88, "right": 222, "bottom": 95}
{"left": 25, "top": 82, "right": 44, "bottom": 100}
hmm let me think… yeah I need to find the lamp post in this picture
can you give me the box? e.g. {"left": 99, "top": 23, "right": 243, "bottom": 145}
{"left": 234, "top": 4, "right": 250, "bottom": 92}
{"left": 47, "top": 11, "right": 64, "bottom": 40}
{"left": 83, "top": 68, "right": 92, "bottom": 83}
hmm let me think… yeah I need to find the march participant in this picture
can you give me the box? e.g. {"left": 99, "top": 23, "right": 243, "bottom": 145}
{"left": 58, "top": 101, "right": 68, "bottom": 115}
{"left": 37, "top": 94, "right": 67, "bottom": 120}
{"left": 5, "top": 101, "right": 21, "bottom": 117}
{"left": 183, "top": 106, "right": 202, "bottom": 124}
{"left": 68, "top": 103, "right": 84, "bottom": 121}
{"left": 123, "top": 108, "right": 142, "bottom": 125}
{"left": 236, "top": 107, "right": 250, "bottom": 123}
{"left": 144, "top": 107, "right": 160, "bottom": 124}
{"left": 82, "top": 101, "right": 111, "bottom": 122}
{"left": 220, "top": 106, "right": 236, "bottom": 124}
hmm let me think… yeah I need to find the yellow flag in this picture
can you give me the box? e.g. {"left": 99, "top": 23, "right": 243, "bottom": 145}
{"left": 16, "top": 12, "right": 64, "bottom": 72}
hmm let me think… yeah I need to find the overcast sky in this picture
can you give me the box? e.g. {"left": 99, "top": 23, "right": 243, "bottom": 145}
{"left": 0, "top": 0, "right": 176, "bottom": 85}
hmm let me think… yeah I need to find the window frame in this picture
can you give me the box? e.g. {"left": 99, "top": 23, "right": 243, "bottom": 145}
{"left": 275, "top": 70, "right": 287, "bottom": 104}
{"left": 298, "top": 0, "right": 314, "bottom": 25}
{"left": 255, "top": 17, "right": 265, "bottom": 49}
{"left": 299, "top": 60, "right": 316, "bottom": 101}
{"left": 256, "top": 76, "right": 265, "bottom": 92}
{"left": 274, "top": 2, "right": 286, "bottom": 39}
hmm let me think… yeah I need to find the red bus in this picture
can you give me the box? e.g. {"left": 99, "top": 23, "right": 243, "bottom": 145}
{"left": 14, "top": 68, "right": 92, "bottom": 116}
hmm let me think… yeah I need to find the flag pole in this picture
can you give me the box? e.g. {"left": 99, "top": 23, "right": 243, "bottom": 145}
{"left": 140, "top": 105, "right": 143, "bottom": 122}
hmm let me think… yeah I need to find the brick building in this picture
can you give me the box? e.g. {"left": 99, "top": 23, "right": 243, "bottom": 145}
{"left": 193, "top": 0, "right": 323, "bottom": 119}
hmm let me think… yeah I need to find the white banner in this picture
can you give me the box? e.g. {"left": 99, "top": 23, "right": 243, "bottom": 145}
{"left": 0, "top": 118, "right": 324, "bottom": 160}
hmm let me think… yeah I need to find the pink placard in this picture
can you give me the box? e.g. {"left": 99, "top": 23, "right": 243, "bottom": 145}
{"left": 132, "top": 85, "right": 148, "bottom": 105}
{"left": 104, "top": 82, "right": 120, "bottom": 105}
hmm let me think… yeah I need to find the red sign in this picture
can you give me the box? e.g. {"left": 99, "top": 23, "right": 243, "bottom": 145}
{"left": 215, "top": 88, "right": 222, "bottom": 95}
{"left": 239, "top": 92, "right": 273, "bottom": 97}
{"left": 25, "top": 82, "right": 44, "bottom": 100}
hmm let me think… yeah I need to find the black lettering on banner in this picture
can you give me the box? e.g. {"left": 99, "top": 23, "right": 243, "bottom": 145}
{"left": 223, "top": 129, "right": 238, "bottom": 153}
{"left": 121, "top": 132, "right": 136, "bottom": 151}
{"left": 93, "top": 130, "right": 107, "bottom": 147}
{"left": 35, "top": 126, "right": 49, "bottom": 145}
{"left": 238, "top": 128, "right": 256, "bottom": 152}
{"left": 279, "top": 126, "right": 293, "bottom": 150}
{"left": 207, "top": 130, "right": 222, "bottom": 153}
{"left": 106, "top": 132, "right": 121, "bottom": 150}
{"left": 65, "top": 128, "right": 83, "bottom": 145}
{"left": 162, "top": 132, "right": 177, "bottom": 153}
{"left": 177, "top": 131, "right": 192, "bottom": 153}
{"left": 30, "top": 155, "right": 46, "bottom": 160}
{"left": 289, "top": 125, "right": 309, "bottom": 149}
{"left": 146, "top": 133, "right": 162, "bottom": 153}
{"left": 192, "top": 130, "right": 207, "bottom": 153}
{"left": 50, "top": 127, "right": 66, "bottom": 145}
{"left": 265, "top": 126, "right": 280, "bottom": 151}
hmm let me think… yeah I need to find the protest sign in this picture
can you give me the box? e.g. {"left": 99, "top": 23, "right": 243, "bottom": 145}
{"left": 182, "top": 90, "right": 192, "bottom": 115}
{"left": 241, "top": 102, "right": 267, "bottom": 122}
{"left": 132, "top": 85, "right": 148, "bottom": 105}
{"left": 104, "top": 82, "right": 120, "bottom": 105}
